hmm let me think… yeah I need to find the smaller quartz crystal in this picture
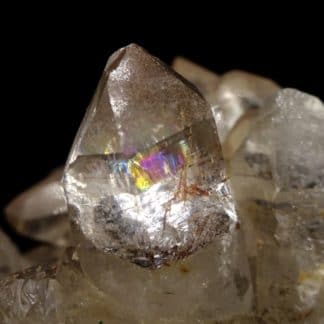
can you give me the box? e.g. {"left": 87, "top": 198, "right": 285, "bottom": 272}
{"left": 173, "top": 58, "right": 280, "bottom": 157}
{"left": 5, "top": 167, "right": 70, "bottom": 246}
{"left": 172, "top": 56, "right": 219, "bottom": 103}
{"left": 0, "top": 250, "right": 124, "bottom": 324}
{"left": 227, "top": 88, "right": 324, "bottom": 322}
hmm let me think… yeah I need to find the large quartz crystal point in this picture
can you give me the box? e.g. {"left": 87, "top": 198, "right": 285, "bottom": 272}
{"left": 227, "top": 88, "right": 324, "bottom": 322}
{"left": 5, "top": 167, "right": 70, "bottom": 246}
{"left": 64, "top": 44, "right": 252, "bottom": 321}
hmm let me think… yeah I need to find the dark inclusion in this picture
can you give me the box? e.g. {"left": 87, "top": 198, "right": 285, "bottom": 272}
{"left": 93, "top": 188, "right": 231, "bottom": 269}
{"left": 94, "top": 196, "right": 138, "bottom": 243}
{"left": 245, "top": 153, "right": 272, "bottom": 180}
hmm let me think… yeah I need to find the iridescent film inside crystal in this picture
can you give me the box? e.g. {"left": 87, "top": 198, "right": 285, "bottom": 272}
{"left": 110, "top": 137, "right": 190, "bottom": 191}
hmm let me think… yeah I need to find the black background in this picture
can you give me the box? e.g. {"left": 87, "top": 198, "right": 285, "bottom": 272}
{"left": 1, "top": 12, "right": 323, "bottom": 251}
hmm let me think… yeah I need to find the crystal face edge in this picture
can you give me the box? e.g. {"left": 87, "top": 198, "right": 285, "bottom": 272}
{"left": 63, "top": 44, "right": 239, "bottom": 268}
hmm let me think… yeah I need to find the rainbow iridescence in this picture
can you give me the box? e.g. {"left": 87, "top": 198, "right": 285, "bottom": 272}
{"left": 110, "top": 139, "right": 191, "bottom": 191}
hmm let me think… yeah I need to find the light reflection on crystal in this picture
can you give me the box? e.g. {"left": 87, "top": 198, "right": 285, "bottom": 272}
{"left": 108, "top": 138, "right": 190, "bottom": 191}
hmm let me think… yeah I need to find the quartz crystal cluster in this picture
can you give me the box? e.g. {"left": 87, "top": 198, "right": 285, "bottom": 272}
{"left": 1, "top": 44, "right": 323, "bottom": 323}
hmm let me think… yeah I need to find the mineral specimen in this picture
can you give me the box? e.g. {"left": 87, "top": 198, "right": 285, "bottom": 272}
{"left": 1, "top": 45, "right": 323, "bottom": 323}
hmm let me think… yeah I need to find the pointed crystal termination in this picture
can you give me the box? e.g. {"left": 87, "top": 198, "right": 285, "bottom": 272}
{"left": 63, "top": 44, "right": 237, "bottom": 268}
{"left": 63, "top": 45, "right": 252, "bottom": 321}
{"left": 227, "top": 89, "right": 324, "bottom": 322}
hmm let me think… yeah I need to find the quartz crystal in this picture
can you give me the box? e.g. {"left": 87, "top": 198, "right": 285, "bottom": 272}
{"left": 64, "top": 44, "right": 238, "bottom": 267}
{"left": 227, "top": 88, "right": 324, "bottom": 322}
{"left": 0, "top": 250, "right": 124, "bottom": 324}
{"left": 63, "top": 44, "right": 252, "bottom": 321}
{"left": 77, "top": 230, "right": 252, "bottom": 322}
{"left": 212, "top": 71, "right": 279, "bottom": 158}
{"left": 0, "top": 247, "right": 252, "bottom": 323}
{"left": 5, "top": 167, "right": 69, "bottom": 246}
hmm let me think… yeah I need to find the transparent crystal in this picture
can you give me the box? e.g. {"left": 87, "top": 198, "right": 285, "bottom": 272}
{"left": 65, "top": 44, "right": 236, "bottom": 267}
{"left": 63, "top": 44, "right": 252, "bottom": 320}
{"left": 0, "top": 251, "right": 125, "bottom": 324}
{"left": 227, "top": 88, "right": 324, "bottom": 322}
{"left": 0, "top": 248, "right": 252, "bottom": 324}
{"left": 4, "top": 49, "right": 323, "bottom": 322}
{"left": 78, "top": 228, "right": 252, "bottom": 322}
{"left": 212, "top": 70, "right": 279, "bottom": 148}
